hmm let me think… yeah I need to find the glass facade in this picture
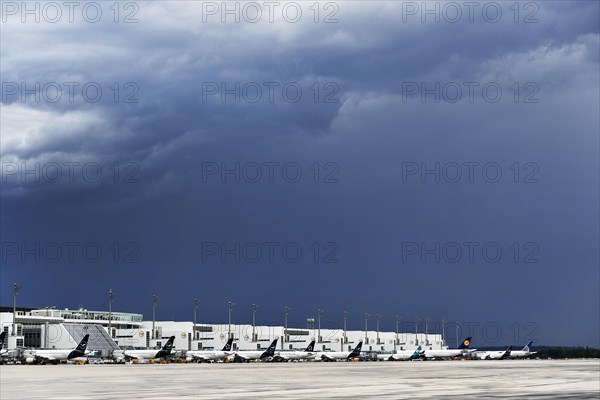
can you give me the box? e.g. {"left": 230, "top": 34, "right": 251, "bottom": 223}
{"left": 30, "top": 309, "right": 143, "bottom": 323}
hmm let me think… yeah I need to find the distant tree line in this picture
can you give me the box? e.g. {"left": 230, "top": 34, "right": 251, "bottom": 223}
{"left": 530, "top": 347, "right": 600, "bottom": 359}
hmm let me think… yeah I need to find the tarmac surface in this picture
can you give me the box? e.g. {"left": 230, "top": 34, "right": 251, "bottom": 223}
{"left": 1, "top": 359, "right": 599, "bottom": 399}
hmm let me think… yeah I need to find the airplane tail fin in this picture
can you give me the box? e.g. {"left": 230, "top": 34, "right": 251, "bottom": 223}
{"left": 264, "top": 339, "right": 278, "bottom": 356}
{"left": 522, "top": 341, "right": 533, "bottom": 352}
{"left": 75, "top": 334, "right": 90, "bottom": 352}
{"left": 67, "top": 334, "right": 90, "bottom": 359}
{"left": 222, "top": 338, "right": 234, "bottom": 352}
{"left": 412, "top": 345, "right": 423, "bottom": 357}
{"left": 457, "top": 337, "right": 472, "bottom": 350}
{"left": 267, "top": 339, "right": 277, "bottom": 353}
{"left": 304, "top": 340, "right": 316, "bottom": 352}
{"left": 0, "top": 331, "right": 6, "bottom": 348}
{"left": 348, "top": 341, "right": 363, "bottom": 358}
{"left": 162, "top": 336, "right": 176, "bottom": 353}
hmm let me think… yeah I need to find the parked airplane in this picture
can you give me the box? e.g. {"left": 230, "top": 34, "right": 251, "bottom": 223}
{"left": 509, "top": 341, "right": 536, "bottom": 358}
{"left": 234, "top": 339, "right": 278, "bottom": 361}
{"left": 476, "top": 346, "right": 512, "bottom": 360}
{"left": 318, "top": 341, "right": 363, "bottom": 361}
{"left": 186, "top": 338, "right": 234, "bottom": 362}
{"left": 122, "top": 336, "right": 176, "bottom": 361}
{"left": 273, "top": 340, "right": 316, "bottom": 361}
{"left": 424, "top": 337, "right": 474, "bottom": 359}
{"left": 0, "top": 332, "right": 6, "bottom": 355}
{"left": 377, "top": 345, "right": 424, "bottom": 361}
{"left": 23, "top": 334, "right": 90, "bottom": 364}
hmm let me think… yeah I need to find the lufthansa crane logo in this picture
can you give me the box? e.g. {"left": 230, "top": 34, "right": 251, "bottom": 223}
{"left": 463, "top": 340, "right": 470, "bottom": 346}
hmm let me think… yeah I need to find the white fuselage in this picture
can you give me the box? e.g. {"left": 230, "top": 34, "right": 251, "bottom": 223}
{"left": 123, "top": 349, "right": 166, "bottom": 360}
{"left": 186, "top": 350, "right": 232, "bottom": 362}
{"left": 508, "top": 350, "right": 536, "bottom": 358}
{"left": 424, "top": 349, "right": 467, "bottom": 359}
{"left": 476, "top": 350, "right": 508, "bottom": 360}
{"left": 23, "top": 349, "right": 86, "bottom": 363}
{"left": 235, "top": 350, "right": 269, "bottom": 360}
{"left": 377, "top": 349, "right": 422, "bottom": 361}
{"left": 317, "top": 351, "right": 357, "bottom": 361}
{"left": 275, "top": 351, "right": 316, "bottom": 361}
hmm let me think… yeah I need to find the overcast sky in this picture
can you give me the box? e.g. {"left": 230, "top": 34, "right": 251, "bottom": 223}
{"left": 1, "top": 1, "right": 598, "bottom": 347}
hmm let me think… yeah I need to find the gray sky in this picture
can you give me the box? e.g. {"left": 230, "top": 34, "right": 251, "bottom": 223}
{"left": 1, "top": 1, "right": 599, "bottom": 347}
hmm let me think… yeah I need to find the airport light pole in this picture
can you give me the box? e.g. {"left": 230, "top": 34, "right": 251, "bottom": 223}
{"left": 228, "top": 301, "right": 235, "bottom": 339}
{"left": 455, "top": 321, "right": 459, "bottom": 348}
{"left": 441, "top": 318, "right": 445, "bottom": 346}
{"left": 343, "top": 311, "right": 348, "bottom": 343}
{"left": 284, "top": 306, "right": 289, "bottom": 345}
{"left": 415, "top": 317, "right": 419, "bottom": 345}
{"left": 364, "top": 313, "right": 370, "bottom": 343}
{"left": 193, "top": 298, "right": 199, "bottom": 340}
{"left": 395, "top": 315, "right": 400, "bottom": 347}
{"left": 317, "top": 309, "right": 323, "bottom": 343}
{"left": 108, "top": 289, "right": 115, "bottom": 337}
{"left": 12, "top": 283, "right": 22, "bottom": 336}
{"left": 376, "top": 314, "right": 382, "bottom": 344}
{"left": 152, "top": 295, "right": 159, "bottom": 340}
{"left": 252, "top": 304, "right": 258, "bottom": 341}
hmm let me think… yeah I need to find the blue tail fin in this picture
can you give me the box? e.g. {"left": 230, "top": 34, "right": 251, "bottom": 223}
{"left": 305, "top": 340, "right": 316, "bottom": 352}
{"left": 162, "top": 336, "right": 175, "bottom": 352}
{"left": 222, "top": 338, "right": 234, "bottom": 351}
{"left": 267, "top": 339, "right": 278, "bottom": 353}
{"left": 523, "top": 341, "right": 533, "bottom": 351}
{"left": 75, "top": 334, "right": 90, "bottom": 352}
{"left": 348, "top": 341, "right": 363, "bottom": 358}
{"left": 412, "top": 345, "right": 423, "bottom": 358}
{"left": 457, "top": 337, "right": 472, "bottom": 350}
{"left": 67, "top": 334, "right": 90, "bottom": 359}
{"left": 260, "top": 339, "right": 278, "bottom": 358}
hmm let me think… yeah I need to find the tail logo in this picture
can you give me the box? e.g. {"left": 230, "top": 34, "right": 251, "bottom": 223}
{"left": 463, "top": 340, "right": 470, "bottom": 347}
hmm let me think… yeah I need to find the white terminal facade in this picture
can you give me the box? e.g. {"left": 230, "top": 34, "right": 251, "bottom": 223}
{"left": 0, "top": 307, "right": 445, "bottom": 354}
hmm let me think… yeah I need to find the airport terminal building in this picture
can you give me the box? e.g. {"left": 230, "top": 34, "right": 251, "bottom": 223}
{"left": 0, "top": 306, "right": 445, "bottom": 356}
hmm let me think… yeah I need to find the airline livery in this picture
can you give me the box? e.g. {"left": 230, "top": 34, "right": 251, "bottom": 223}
{"left": 23, "top": 334, "right": 90, "bottom": 364}
{"left": 0, "top": 331, "right": 6, "bottom": 355}
{"left": 476, "top": 342, "right": 536, "bottom": 360}
{"left": 476, "top": 346, "right": 512, "bottom": 360}
{"left": 235, "top": 339, "right": 278, "bottom": 361}
{"left": 509, "top": 341, "right": 537, "bottom": 359}
{"left": 317, "top": 341, "right": 363, "bottom": 361}
{"left": 424, "top": 337, "right": 475, "bottom": 359}
{"left": 377, "top": 345, "right": 425, "bottom": 361}
{"left": 123, "top": 336, "right": 176, "bottom": 361}
{"left": 186, "top": 338, "right": 234, "bottom": 362}
{"left": 273, "top": 340, "right": 317, "bottom": 361}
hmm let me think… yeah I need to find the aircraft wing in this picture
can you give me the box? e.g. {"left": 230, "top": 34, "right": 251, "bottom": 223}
{"left": 189, "top": 354, "right": 208, "bottom": 361}
{"left": 272, "top": 354, "right": 290, "bottom": 361}
{"left": 36, "top": 355, "right": 57, "bottom": 361}
{"left": 122, "top": 353, "right": 144, "bottom": 361}
{"left": 233, "top": 354, "right": 249, "bottom": 362}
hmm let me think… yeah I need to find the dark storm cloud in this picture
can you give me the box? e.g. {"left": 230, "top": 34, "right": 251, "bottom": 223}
{"left": 1, "top": 1, "right": 598, "bottom": 346}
